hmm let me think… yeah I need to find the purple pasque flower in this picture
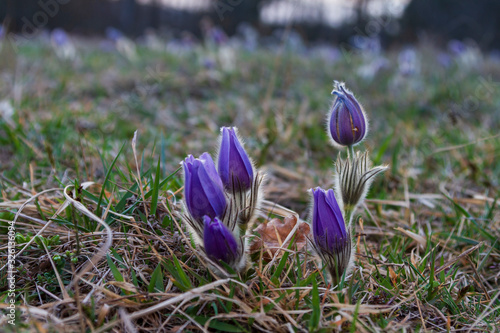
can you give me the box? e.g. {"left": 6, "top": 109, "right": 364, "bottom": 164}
{"left": 311, "top": 187, "right": 348, "bottom": 252}
{"left": 328, "top": 82, "right": 368, "bottom": 147}
{"left": 311, "top": 187, "right": 352, "bottom": 283}
{"left": 183, "top": 153, "right": 226, "bottom": 222}
{"left": 203, "top": 216, "right": 239, "bottom": 264}
{"left": 218, "top": 127, "right": 254, "bottom": 192}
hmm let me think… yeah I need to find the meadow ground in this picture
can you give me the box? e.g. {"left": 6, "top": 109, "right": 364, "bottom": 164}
{"left": 0, "top": 37, "right": 499, "bottom": 332}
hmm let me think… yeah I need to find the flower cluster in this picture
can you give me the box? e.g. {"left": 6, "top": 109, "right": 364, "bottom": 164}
{"left": 179, "top": 83, "right": 386, "bottom": 285}
{"left": 181, "top": 127, "right": 263, "bottom": 273}
{"left": 309, "top": 81, "right": 387, "bottom": 284}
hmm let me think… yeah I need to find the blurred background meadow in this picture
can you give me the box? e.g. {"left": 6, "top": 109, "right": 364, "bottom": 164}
{"left": 0, "top": 0, "right": 499, "bottom": 332}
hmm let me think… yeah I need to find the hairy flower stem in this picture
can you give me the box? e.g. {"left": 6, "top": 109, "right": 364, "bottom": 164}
{"left": 343, "top": 204, "right": 355, "bottom": 228}
{"left": 348, "top": 145, "right": 355, "bottom": 158}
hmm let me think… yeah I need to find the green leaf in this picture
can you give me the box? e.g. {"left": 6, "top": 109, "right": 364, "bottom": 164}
{"left": 309, "top": 277, "right": 320, "bottom": 331}
{"left": 391, "top": 138, "right": 402, "bottom": 175}
{"left": 270, "top": 238, "right": 293, "bottom": 285}
{"left": 150, "top": 157, "right": 161, "bottom": 216}
{"left": 110, "top": 248, "right": 127, "bottom": 269}
{"left": 350, "top": 300, "right": 361, "bottom": 333}
{"left": 162, "top": 255, "right": 192, "bottom": 291}
{"left": 97, "top": 142, "right": 126, "bottom": 215}
{"left": 114, "top": 183, "right": 138, "bottom": 212}
{"left": 148, "top": 264, "right": 164, "bottom": 293}
{"left": 144, "top": 166, "right": 181, "bottom": 198}
{"left": 172, "top": 254, "right": 192, "bottom": 289}
{"left": 106, "top": 254, "right": 124, "bottom": 282}
{"left": 373, "top": 132, "right": 393, "bottom": 165}
{"left": 263, "top": 293, "right": 286, "bottom": 313}
{"left": 478, "top": 240, "right": 497, "bottom": 271}
{"left": 194, "top": 316, "right": 244, "bottom": 332}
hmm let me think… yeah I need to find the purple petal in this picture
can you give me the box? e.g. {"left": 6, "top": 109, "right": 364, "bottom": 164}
{"left": 183, "top": 154, "right": 227, "bottom": 221}
{"left": 336, "top": 102, "right": 355, "bottom": 145}
{"left": 199, "top": 152, "right": 224, "bottom": 190}
{"left": 311, "top": 187, "right": 347, "bottom": 251}
{"left": 325, "top": 189, "right": 347, "bottom": 238}
{"left": 218, "top": 127, "right": 231, "bottom": 187}
{"left": 197, "top": 160, "right": 227, "bottom": 217}
{"left": 203, "top": 216, "right": 238, "bottom": 263}
{"left": 218, "top": 127, "right": 254, "bottom": 191}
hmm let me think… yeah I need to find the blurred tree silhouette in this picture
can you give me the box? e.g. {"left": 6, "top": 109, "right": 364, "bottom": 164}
{"left": 1, "top": 0, "right": 499, "bottom": 49}
{"left": 401, "top": 0, "right": 500, "bottom": 49}
{"left": 121, "top": 0, "right": 137, "bottom": 34}
{"left": 211, "top": 0, "right": 264, "bottom": 34}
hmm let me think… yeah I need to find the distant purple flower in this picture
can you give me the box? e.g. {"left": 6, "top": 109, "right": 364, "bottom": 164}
{"left": 208, "top": 27, "right": 228, "bottom": 45}
{"left": 218, "top": 127, "right": 254, "bottom": 192}
{"left": 183, "top": 153, "right": 227, "bottom": 222}
{"left": 312, "top": 187, "right": 347, "bottom": 251}
{"left": 203, "top": 216, "right": 239, "bottom": 264}
{"left": 351, "top": 36, "right": 381, "bottom": 55}
{"left": 0, "top": 26, "right": 4, "bottom": 40}
{"left": 448, "top": 40, "right": 466, "bottom": 56}
{"left": 398, "top": 48, "right": 419, "bottom": 76}
{"left": 202, "top": 57, "right": 216, "bottom": 70}
{"left": 323, "top": 46, "right": 341, "bottom": 63}
{"left": 328, "top": 82, "right": 368, "bottom": 147}
{"left": 357, "top": 57, "right": 389, "bottom": 81}
{"left": 312, "top": 45, "right": 341, "bottom": 64}
{"left": 106, "top": 27, "right": 123, "bottom": 42}
{"left": 51, "top": 28, "right": 68, "bottom": 46}
{"left": 437, "top": 52, "right": 452, "bottom": 68}
{"left": 237, "top": 22, "right": 258, "bottom": 51}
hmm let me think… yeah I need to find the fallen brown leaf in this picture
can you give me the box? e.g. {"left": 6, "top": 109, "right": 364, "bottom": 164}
{"left": 250, "top": 215, "right": 310, "bottom": 260}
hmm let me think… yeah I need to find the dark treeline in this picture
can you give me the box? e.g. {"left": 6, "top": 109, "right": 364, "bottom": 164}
{"left": 1, "top": 0, "right": 500, "bottom": 50}
{"left": 0, "top": 0, "right": 206, "bottom": 37}
{"left": 400, "top": 0, "right": 500, "bottom": 49}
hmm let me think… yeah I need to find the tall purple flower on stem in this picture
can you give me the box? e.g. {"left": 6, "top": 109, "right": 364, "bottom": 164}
{"left": 183, "top": 153, "right": 227, "bottom": 224}
{"left": 311, "top": 187, "right": 352, "bottom": 284}
{"left": 203, "top": 216, "right": 239, "bottom": 265}
{"left": 328, "top": 82, "right": 368, "bottom": 148}
{"left": 218, "top": 127, "right": 254, "bottom": 192}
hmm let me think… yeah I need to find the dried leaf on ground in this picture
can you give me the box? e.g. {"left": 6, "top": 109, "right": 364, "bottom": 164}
{"left": 250, "top": 215, "right": 310, "bottom": 260}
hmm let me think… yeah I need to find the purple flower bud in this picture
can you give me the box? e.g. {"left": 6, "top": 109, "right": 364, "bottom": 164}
{"left": 218, "top": 127, "right": 254, "bottom": 192}
{"left": 203, "top": 216, "right": 239, "bottom": 264}
{"left": 311, "top": 187, "right": 347, "bottom": 252}
{"left": 311, "top": 187, "right": 352, "bottom": 283}
{"left": 183, "top": 153, "right": 227, "bottom": 222}
{"left": 328, "top": 82, "right": 368, "bottom": 147}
